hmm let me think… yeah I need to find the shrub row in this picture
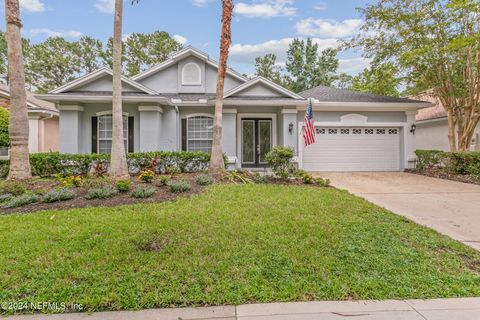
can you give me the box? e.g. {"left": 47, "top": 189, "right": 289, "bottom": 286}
{"left": 415, "top": 150, "right": 480, "bottom": 176}
{"left": 0, "top": 151, "right": 211, "bottom": 178}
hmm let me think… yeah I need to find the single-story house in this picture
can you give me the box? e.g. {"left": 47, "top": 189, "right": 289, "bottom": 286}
{"left": 0, "top": 83, "right": 59, "bottom": 154}
{"left": 415, "top": 94, "right": 480, "bottom": 151}
{"left": 37, "top": 46, "right": 430, "bottom": 172}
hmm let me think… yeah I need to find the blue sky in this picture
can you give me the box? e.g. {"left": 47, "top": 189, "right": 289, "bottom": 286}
{"left": 0, "top": 0, "right": 370, "bottom": 76}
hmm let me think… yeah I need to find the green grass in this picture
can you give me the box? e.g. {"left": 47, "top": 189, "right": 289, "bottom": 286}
{"left": 0, "top": 184, "right": 479, "bottom": 313}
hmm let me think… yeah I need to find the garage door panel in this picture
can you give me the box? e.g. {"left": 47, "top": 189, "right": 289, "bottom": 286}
{"left": 302, "top": 126, "right": 400, "bottom": 172}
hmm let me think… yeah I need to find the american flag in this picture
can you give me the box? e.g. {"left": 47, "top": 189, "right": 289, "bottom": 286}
{"left": 304, "top": 99, "right": 315, "bottom": 146}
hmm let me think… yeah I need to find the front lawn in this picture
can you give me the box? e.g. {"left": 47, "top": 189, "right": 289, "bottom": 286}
{"left": 0, "top": 184, "right": 479, "bottom": 313}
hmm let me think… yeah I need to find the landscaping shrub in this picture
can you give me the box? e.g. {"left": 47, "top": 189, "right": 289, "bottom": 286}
{"left": 0, "top": 181, "right": 26, "bottom": 196}
{"left": 415, "top": 150, "right": 480, "bottom": 176}
{"left": 252, "top": 172, "right": 268, "bottom": 184}
{"left": 264, "top": 146, "right": 295, "bottom": 179}
{"left": 2, "top": 194, "right": 40, "bottom": 209}
{"left": 196, "top": 174, "right": 214, "bottom": 186}
{"left": 0, "top": 107, "right": 9, "bottom": 147}
{"left": 43, "top": 188, "right": 75, "bottom": 203}
{"left": 138, "top": 169, "right": 155, "bottom": 183}
{"left": 156, "top": 175, "right": 170, "bottom": 186}
{"left": 131, "top": 185, "right": 156, "bottom": 198}
{"left": 116, "top": 179, "right": 131, "bottom": 192}
{"left": 166, "top": 165, "right": 181, "bottom": 175}
{"left": 56, "top": 174, "right": 83, "bottom": 187}
{"left": 315, "top": 177, "right": 330, "bottom": 187}
{"left": 85, "top": 185, "right": 118, "bottom": 200}
{"left": 0, "top": 151, "right": 211, "bottom": 178}
{"left": 0, "top": 193, "right": 12, "bottom": 203}
{"left": 167, "top": 180, "right": 191, "bottom": 193}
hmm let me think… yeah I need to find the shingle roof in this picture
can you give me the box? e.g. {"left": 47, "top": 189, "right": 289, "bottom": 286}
{"left": 0, "top": 83, "right": 57, "bottom": 111}
{"left": 300, "top": 85, "right": 426, "bottom": 104}
{"left": 413, "top": 95, "right": 447, "bottom": 121}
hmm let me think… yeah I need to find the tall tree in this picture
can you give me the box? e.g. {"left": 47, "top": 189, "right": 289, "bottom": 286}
{"left": 254, "top": 53, "right": 284, "bottom": 85}
{"left": 285, "top": 39, "right": 339, "bottom": 92}
{"left": 348, "top": 0, "right": 480, "bottom": 151}
{"left": 5, "top": 0, "right": 31, "bottom": 179}
{"left": 209, "top": 0, "right": 234, "bottom": 176}
{"left": 352, "top": 62, "right": 400, "bottom": 97}
{"left": 334, "top": 73, "right": 353, "bottom": 90}
{"left": 109, "top": 0, "right": 129, "bottom": 179}
{"left": 77, "top": 36, "right": 103, "bottom": 74}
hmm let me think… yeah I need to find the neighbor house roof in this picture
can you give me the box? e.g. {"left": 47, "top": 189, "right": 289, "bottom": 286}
{"left": 0, "top": 83, "right": 58, "bottom": 115}
{"left": 300, "top": 86, "right": 427, "bottom": 104}
{"left": 413, "top": 95, "right": 447, "bottom": 122}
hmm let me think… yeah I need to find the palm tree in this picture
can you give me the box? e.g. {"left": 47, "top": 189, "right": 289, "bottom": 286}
{"left": 109, "top": 0, "right": 129, "bottom": 179}
{"left": 209, "top": 0, "right": 234, "bottom": 176}
{"left": 5, "top": 0, "right": 31, "bottom": 180}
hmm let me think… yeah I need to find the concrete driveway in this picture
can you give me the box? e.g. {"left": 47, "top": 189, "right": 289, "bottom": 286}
{"left": 314, "top": 172, "right": 480, "bottom": 251}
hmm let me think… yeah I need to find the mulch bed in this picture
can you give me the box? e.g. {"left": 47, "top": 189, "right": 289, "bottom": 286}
{"left": 0, "top": 174, "right": 204, "bottom": 214}
{"left": 407, "top": 168, "right": 480, "bottom": 186}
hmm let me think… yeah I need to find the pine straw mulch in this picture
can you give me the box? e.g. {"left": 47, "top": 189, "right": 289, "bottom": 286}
{"left": 407, "top": 168, "right": 480, "bottom": 186}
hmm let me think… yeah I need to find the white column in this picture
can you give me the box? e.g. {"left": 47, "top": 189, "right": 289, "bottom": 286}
{"left": 222, "top": 108, "right": 237, "bottom": 168}
{"left": 58, "top": 105, "right": 84, "bottom": 154}
{"left": 139, "top": 105, "right": 163, "bottom": 152}
{"left": 404, "top": 110, "right": 417, "bottom": 169}
{"left": 281, "top": 108, "right": 298, "bottom": 152}
{"left": 28, "top": 116, "right": 40, "bottom": 153}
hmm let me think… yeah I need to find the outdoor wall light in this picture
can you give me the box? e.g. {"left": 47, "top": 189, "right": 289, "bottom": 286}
{"left": 288, "top": 122, "right": 294, "bottom": 134}
{"left": 410, "top": 123, "right": 417, "bottom": 135}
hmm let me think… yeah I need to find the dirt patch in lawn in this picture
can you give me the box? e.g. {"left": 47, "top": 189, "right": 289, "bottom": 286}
{"left": 407, "top": 168, "right": 480, "bottom": 186}
{"left": 0, "top": 174, "right": 204, "bottom": 214}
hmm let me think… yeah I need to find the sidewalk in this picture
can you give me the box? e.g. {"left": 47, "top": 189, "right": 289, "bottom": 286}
{"left": 8, "top": 297, "right": 480, "bottom": 320}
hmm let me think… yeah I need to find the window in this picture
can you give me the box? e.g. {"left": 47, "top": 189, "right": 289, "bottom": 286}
{"left": 365, "top": 129, "right": 374, "bottom": 135}
{"left": 389, "top": 128, "right": 398, "bottom": 135}
{"left": 315, "top": 128, "right": 325, "bottom": 134}
{"left": 98, "top": 114, "right": 128, "bottom": 154}
{"left": 187, "top": 116, "right": 213, "bottom": 153}
{"left": 340, "top": 129, "right": 350, "bottom": 135}
{"left": 353, "top": 129, "right": 362, "bottom": 134}
{"left": 328, "top": 128, "right": 338, "bottom": 134}
{"left": 377, "top": 129, "right": 386, "bottom": 134}
{"left": 182, "top": 62, "right": 201, "bottom": 85}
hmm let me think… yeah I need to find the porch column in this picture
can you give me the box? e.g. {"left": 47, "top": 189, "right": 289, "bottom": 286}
{"left": 58, "top": 105, "right": 83, "bottom": 154}
{"left": 138, "top": 105, "right": 163, "bottom": 152}
{"left": 28, "top": 115, "right": 40, "bottom": 153}
{"left": 404, "top": 110, "right": 417, "bottom": 169}
{"left": 222, "top": 108, "right": 237, "bottom": 168}
{"left": 281, "top": 108, "right": 298, "bottom": 153}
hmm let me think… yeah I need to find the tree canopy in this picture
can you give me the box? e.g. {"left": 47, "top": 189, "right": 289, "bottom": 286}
{"left": 352, "top": 62, "right": 401, "bottom": 97}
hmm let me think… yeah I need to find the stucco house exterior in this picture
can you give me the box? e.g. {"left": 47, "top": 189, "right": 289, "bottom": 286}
{"left": 37, "top": 47, "right": 430, "bottom": 172}
{"left": 415, "top": 94, "right": 480, "bottom": 151}
{"left": 0, "top": 83, "right": 59, "bottom": 154}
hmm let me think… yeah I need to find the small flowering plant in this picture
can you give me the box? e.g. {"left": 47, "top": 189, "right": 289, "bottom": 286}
{"left": 138, "top": 169, "right": 155, "bottom": 183}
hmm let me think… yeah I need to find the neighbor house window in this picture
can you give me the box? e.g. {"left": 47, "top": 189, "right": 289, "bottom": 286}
{"left": 182, "top": 62, "right": 201, "bottom": 85}
{"left": 98, "top": 114, "right": 128, "bottom": 154}
{"left": 187, "top": 116, "right": 213, "bottom": 153}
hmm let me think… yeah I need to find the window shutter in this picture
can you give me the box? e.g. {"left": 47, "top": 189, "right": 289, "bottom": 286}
{"left": 128, "top": 116, "right": 134, "bottom": 153}
{"left": 91, "top": 116, "right": 98, "bottom": 153}
{"left": 181, "top": 118, "right": 187, "bottom": 151}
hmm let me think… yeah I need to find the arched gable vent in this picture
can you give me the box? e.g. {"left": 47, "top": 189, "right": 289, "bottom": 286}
{"left": 182, "top": 62, "right": 202, "bottom": 85}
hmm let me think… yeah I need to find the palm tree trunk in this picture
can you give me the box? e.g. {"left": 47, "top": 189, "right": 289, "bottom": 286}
{"left": 5, "top": 0, "right": 31, "bottom": 180}
{"left": 209, "top": 0, "right": 234, "bottom": 177}
{"left": 109, "top": 0, "right": 129, "bottom": 179}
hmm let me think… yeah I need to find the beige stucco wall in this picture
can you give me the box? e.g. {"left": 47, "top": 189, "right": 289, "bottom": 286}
{"left": 42, "top": 117, "right": 59, "bottom": 152}
{"left": 416, "top": 118, "right": 480, "bottom": 151}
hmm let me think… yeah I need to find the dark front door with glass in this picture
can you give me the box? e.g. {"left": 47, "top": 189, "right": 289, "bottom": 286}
{"left": 241, "top": 118, "right": 272, "bottom": 167}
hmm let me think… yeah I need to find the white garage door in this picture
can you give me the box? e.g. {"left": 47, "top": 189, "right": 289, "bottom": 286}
{"left": 302, "top": 127, "right": 401, "bottom": 172}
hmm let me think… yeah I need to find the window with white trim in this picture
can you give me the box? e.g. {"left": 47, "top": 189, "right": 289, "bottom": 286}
{"left": 187, "top": 116, "right": 213, "bottom": 153}
{"left": 98, "top": 115, "right": 128, "bottom": 154}
{"left": 182, "top": 62, "right": 201, "bottom": 85}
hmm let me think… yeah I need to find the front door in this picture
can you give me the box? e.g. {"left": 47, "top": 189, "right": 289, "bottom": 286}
{"left": 241, "top": 118, "right": 272, "bottom": 167}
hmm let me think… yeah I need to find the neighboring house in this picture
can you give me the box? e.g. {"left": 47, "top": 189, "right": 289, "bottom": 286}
{"left": 415, "top": 94, "right": 480, "bottom": 151}
{"left": 37, "top": 46, "right": 430, "bottom": 172}
{"left": 0, "top": 83, "right": 59, "bottom": 154}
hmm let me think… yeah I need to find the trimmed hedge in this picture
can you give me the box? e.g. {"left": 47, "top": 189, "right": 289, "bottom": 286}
{"left": 0, "top": 151, "right": 211, "bottom": 178}
{"left": 415, "top": 150, "right": 480, "bottom": 176}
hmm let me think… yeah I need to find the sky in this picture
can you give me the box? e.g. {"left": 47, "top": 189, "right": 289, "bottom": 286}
{"left": 0, "top": 0, "right": 371, "bottom": 77}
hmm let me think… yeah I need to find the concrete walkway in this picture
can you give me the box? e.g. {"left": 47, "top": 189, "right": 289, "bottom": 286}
{"left": 315, "top": 172, "right": 480, "bottom": 251}
{"left": 7, "top": 298, "right": 480, "bottom": 319}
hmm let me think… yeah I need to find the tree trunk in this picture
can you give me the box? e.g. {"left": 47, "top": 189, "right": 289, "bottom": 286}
{"left": 109, "top": 0, "right": 129, "bottom": 179}
{"left": 5, "top": 0, "right": 31, "bottom": 180}
{"left": 209, "top": 0, "right": 234, "bottom": 177}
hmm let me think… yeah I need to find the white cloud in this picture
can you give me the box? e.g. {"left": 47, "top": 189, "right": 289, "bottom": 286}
{"left": 229, "top": 37, "right": 338, "bottom": 64}
{"left": 296, "top": 18, "right": 362, "bottom": 38}
{"left": 173, "top": 34, "right": 188, "bottom": 45}
{"left": 192, "top": 0, "right": 214, "bottom": 7}
{"left": 314, "top": 2, "right": 327, "bottom": 10}
{"left": 338, "top": 57, "right": 371, "bottom": 75}
{"left": 94, "top": 0, "right": 115, "bottom": 14}
{"left": 235, "top": 0, "right": 297, "bottom": 18}
{"left": 30, "top": 28, "right": 83, "bottom": 38}
{"left": 19, "top": 0, "right": 45, "bottom": 13}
